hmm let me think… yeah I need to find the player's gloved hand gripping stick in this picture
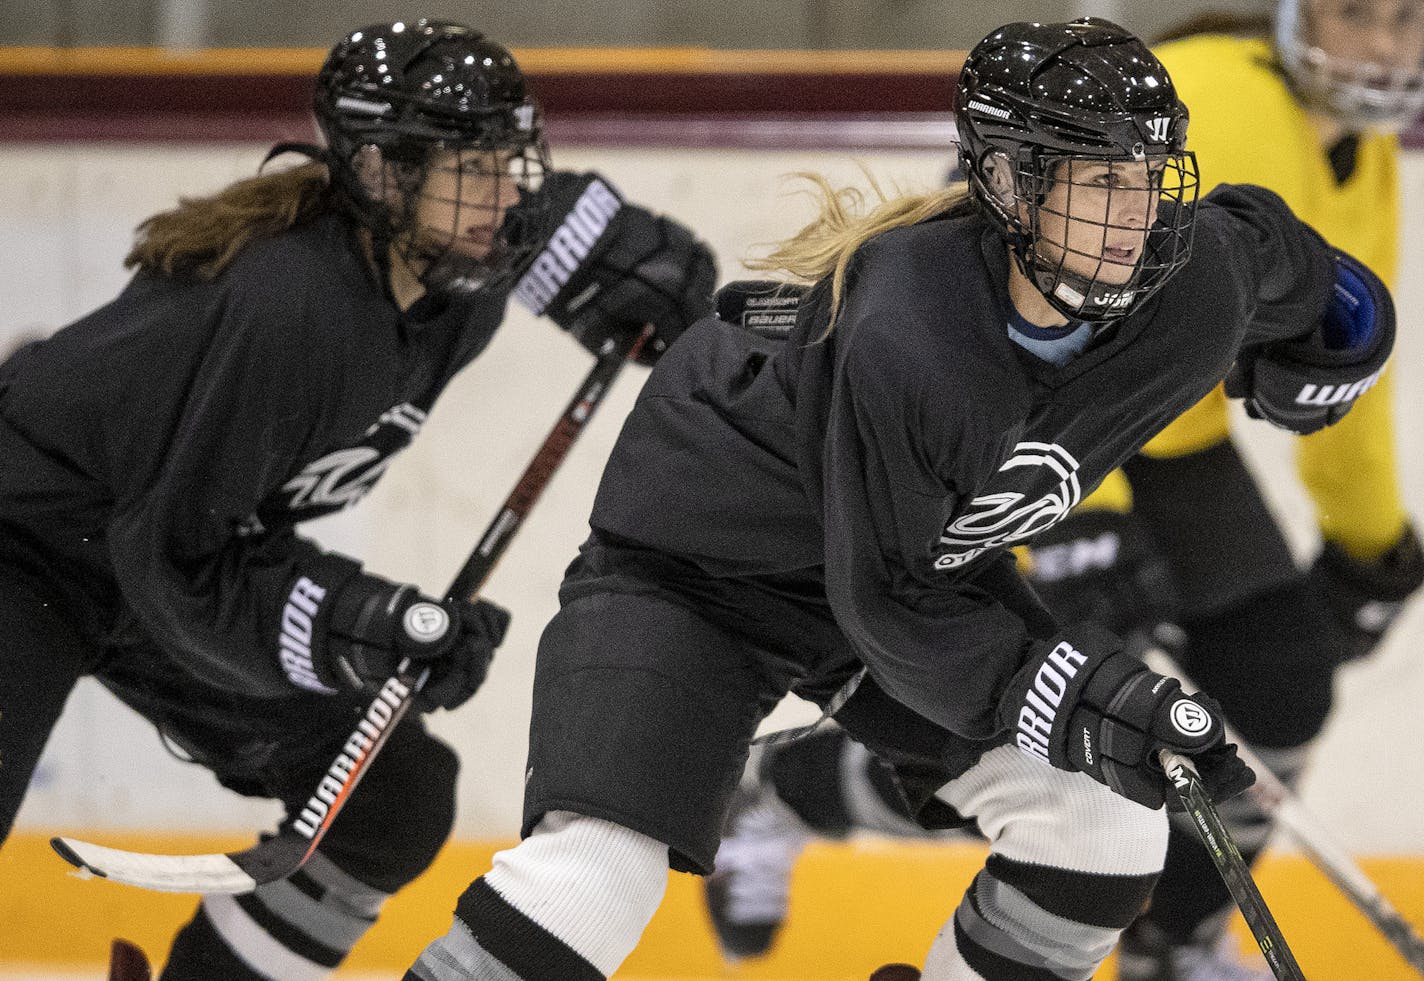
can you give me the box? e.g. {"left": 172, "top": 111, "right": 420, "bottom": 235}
{"left": 1000, "top": 623, "right": 1254, "bottom": 811}
{"left": 51, "top": 326, "right": 653, "bottom": 894}
{"left": 1002, "top": 627, "right": 1309, "bottom": 975}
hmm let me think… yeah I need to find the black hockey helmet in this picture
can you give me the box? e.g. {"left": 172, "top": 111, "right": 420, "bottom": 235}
{"left": 1276, "top": 0, "right": 1424, "bottom": 132}
{"left": 314, "top": 19, "right": 549, "bottom": 295}
{"left": 957, "top": 19, "right": 1199, "bottom": 321}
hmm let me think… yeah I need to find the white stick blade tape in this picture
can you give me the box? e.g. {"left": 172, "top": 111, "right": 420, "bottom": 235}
{"left": 52, "top": 837, "right": 258, "bottom": 894}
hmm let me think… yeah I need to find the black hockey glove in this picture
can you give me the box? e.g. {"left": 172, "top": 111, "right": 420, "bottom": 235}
{"left": 1309, "top": 524, "right": 1424, "bottom": 662}
{"left": 513, "top": 170, "right": 717, "bottom": 366}
{"left": 1225, "top": 251, "right": 1394, "bottom": 435}
{"left": 1023, "top": 508, "right": 1179, "bottom": 640}
{"left": 278, "top": 564, "right": 509, "bottom": 712}
{"left": 999, "top": 624, "right": 1254, "bottom": 810}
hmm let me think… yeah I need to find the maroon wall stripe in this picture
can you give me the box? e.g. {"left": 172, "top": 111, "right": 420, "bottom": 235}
{"left": 2, "top": 68, "right": 957, "bottom": 148}
{"left": 2, "top": 68, "right": 1421, "bottom": 149}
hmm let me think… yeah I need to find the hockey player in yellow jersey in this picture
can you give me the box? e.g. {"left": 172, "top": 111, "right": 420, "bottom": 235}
{"left": 1121, "top": 1, "right": 1413, "bottom": 559}
{"left": 700, "top": 4, "right": 1424, "bottom": 980}
{"left": 1102, "top": 4, "right": 1424, "bottom": 976}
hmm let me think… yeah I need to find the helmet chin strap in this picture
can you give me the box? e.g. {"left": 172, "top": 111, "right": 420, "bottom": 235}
{"left": 387, "top": 224, "right": 505, "bottom": 304}
{"left": 401, "top": 231, "right": 493, "bottom": 299}
{"left": 414, "top": 232, "right": 496, "bottom": 297}
{"left": 1013, "top": 242, "right": 1141, "bottom": 327}
{"left": 383, "top": 226, "right": 492, "bottom": 308}
{"left": 1036, "top": 264, "right": 1137, "bottom": 323}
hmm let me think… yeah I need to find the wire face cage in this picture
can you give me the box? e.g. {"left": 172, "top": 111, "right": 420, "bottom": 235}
{"left": 1012, "top": 149, "right": 1199, "bottom": 321}
{"left": 1277, "top": 0, "right": 1424, "bottom": 131}
{"left": 384, "top": 139, "right": 550, "bottom": 295}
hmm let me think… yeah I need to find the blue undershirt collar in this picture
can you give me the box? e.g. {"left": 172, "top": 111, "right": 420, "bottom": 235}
{"left": 1006, "top": 310, "right": 1093, "bottom": 367}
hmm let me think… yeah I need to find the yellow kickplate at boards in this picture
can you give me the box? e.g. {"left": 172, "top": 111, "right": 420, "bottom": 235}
{"left": 4, "top": 834, "right": 1422, "bottom": 979}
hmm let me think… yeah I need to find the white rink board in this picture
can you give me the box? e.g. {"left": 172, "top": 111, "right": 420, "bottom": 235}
{"left": 2, "top": 143, "right": 1423, "bottom": 852}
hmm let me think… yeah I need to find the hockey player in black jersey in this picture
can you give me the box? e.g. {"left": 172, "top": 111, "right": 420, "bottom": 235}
{"left": 705, "top": 7, "right": 1424, "bottom": 979}
{"left": 403, "top": 18, "right": 1392, "bottom": 981}
{"left": 0, "top": 19, "right": 714, "bottom": 981}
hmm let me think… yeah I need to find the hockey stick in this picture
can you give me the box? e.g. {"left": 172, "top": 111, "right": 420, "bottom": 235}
{"left": 1160, "top": 749, "right": 1308, "bottom": 981}
{"left": 1257, "top": 765, "right": 1424, "bottom": 974}
{"left": 1150, "top": 643, "right": 1424, "bottom": 975}
{"left": 52, "top": 327, "right": 652, "bottom": 894}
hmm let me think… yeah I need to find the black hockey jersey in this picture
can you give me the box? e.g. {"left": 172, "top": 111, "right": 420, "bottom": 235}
{"left": 590, "top": 185, "right": 1342, "bottom": 740}
{"left": 0, "top": 211, "right": 508, "bottom": 695}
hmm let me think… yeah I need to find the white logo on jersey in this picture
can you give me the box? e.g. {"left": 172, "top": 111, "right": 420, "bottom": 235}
{"left": 280, "top": 403, "right": 426, "bottom": 511}
{"left": 282, "top": 447, "right": 390, "bottom": 510}
{"left": 512, "top": 178, "right": 622, "bottom": 314}
{"left": 375, "top": 402, "right": 428, "bottom": 436}
{"left": 1146, "top": 116, "right": 1172, "bottom": 143}
{"left": 934, "top": 442, "right": 1082, "bottom": 570}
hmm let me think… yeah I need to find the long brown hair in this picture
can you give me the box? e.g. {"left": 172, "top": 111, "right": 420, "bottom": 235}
{"left": 747, "top": 172, "right": 971, "bottom": 333}
{"left": 125, "top": 162, "right": 333, "bottom": 279}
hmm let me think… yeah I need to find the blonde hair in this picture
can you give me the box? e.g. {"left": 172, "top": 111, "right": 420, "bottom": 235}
{"left": 125, "top": 162, "right": 333, "bottom": 279}
{"left": 747, "top": 171, "right": 971, "bottom": 332}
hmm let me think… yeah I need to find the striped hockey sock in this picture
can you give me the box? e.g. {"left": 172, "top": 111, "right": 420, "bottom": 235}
{"left": 160, "top": 851, "right": 388, "bottom": 981}
{"left": 407, "top": 812, "right": 667, "bottom": 980}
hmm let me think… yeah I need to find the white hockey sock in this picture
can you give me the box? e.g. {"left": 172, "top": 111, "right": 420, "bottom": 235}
{"left": 482, "top": 811, "right": 668, "bottom": 976}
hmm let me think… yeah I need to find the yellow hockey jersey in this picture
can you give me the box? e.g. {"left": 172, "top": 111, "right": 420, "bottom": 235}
{"left": 1090, "top": 34, "right": 1405, "bottom": 560}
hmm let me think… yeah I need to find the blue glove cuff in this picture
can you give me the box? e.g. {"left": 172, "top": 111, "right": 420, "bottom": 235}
{"left": 1321, "top": 252, "right": 1377, "bottom": 351}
